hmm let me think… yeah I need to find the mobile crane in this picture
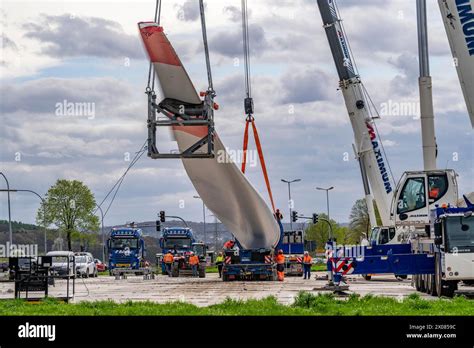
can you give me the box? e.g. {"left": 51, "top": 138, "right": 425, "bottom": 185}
{"left": 317, "top": 0, "right": 474, "bottom": 296}
{"left": 317, "top": 0, "right": 460, "bottom": 243}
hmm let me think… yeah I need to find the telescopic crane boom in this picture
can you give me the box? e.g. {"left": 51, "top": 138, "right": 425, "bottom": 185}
{"left": 317, "top": 0, "right": 394, "bottom": 226}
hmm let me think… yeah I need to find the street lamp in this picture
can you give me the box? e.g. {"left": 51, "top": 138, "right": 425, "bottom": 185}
{"left": 0, "top": 173, "right": 13, "bottom": 245}
{"left": 316, "top": 186, "right": 334, "bottom": 220}
{"left": 281, "top": 178, "right": 301, "bottom": 230}
{"left": 96, "top": 204, "right": 105, "bottom": 262}
{"left": 193, "top": 195, "right": 206, "bottom": 244}
{"left": 0, "top": 189, "right": 47, "bottom": 252}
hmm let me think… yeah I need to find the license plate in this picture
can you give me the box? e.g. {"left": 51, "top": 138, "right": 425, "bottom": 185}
{"left": 116, "top": 264, "right": 130, "bottom": 267}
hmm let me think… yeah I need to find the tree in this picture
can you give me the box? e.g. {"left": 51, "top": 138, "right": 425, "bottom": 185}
{"left": 305, "top": 213, "right": 336, "bottom": 251}
{"left": 348, "top": 198, "right": 383, "bottom": 242}
{"left": 37, "top": 179, "right": 99, "bottom": 251}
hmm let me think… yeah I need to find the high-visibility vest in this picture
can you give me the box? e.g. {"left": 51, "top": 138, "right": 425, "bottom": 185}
{"left": 163, "top": 253, "right": 174, "bottom": 263}
{"left": 215, "top": 255, "right": 224, "bottom": 264}
{"left": 189, "top": 255, "right": 200, "bottom": 265}
{"left": 303, "top": 255, "right": 312, "bottom": 264}
{"left": 275, "top": 254, "right": 285, "bottom": 264}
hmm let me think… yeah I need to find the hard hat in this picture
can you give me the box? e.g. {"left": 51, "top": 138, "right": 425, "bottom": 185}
{"left": 278, "top": 249, "right": 283, "bottom": 254}
{"left": 304, "top": 251, "right": 309, "bottom": 254}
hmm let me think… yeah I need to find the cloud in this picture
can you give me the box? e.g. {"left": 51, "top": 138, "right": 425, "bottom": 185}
{"left": 280, "top": 68, "right": 332, "bottom": 104}
{"left": 23, "top": 14, "right": 144, "bottom": 59}
{"left": 209, "top": 24, "right": 268, "bottom": 58}
{"left": 388, "top": 52, "right": 418, "bottom": 96}
{"left": 0, "top": 77, "right": 136, "bottom": 115}
{"left": 223, "top": 6, "right": 242, "bottom": 22}
{"left": 176, "top": 0, "right": 200, "bottom": 22}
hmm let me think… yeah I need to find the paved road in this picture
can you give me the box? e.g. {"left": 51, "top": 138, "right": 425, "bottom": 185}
{"left": 3, "top": 272, "right": 472, "bottom": 306}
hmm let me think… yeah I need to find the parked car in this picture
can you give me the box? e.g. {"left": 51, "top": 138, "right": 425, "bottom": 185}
{"left": 94, "top": 258, "right": 107, "bottom": 272}
{"left": 46, "top": 251, "right": 75, "bottom": 278}
{"left": 74, "top": 252, "right": 97, "bottom": 278}
{"left": 0, "top": 261, "right": 8, "bottom": 272}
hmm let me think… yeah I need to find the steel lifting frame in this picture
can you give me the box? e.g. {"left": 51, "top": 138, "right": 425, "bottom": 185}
{"left": 146, "top": 90, "right": 215, "bottom": 159}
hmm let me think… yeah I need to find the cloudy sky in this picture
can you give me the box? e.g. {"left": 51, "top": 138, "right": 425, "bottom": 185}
{"left": 1, "top": 0, "right": 472, "bottom": 227}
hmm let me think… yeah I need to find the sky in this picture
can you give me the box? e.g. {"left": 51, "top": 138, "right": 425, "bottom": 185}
{"left": 0, "top": 0, "right": 473, "bottom": 227}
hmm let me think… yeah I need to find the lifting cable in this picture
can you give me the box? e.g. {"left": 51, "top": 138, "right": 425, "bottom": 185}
{"left": 199, "top": 0, "right": 214, "bottom": 94}
{"left": 146, "top": 0, "right": 162, "bottom": 94}
{"left": 239, "top": 0, "right": 276, "bottom": 213}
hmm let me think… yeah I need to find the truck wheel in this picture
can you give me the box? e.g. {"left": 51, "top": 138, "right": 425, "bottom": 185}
{"left": 414, "top": 274, "right": 421, "bottom": 291}
{"left": 171, "top": 265, "right": 179, "bottom": 278}
{"left": 427, "top": 274, "right": 437, "bottom": 296}
{"left": 222, "top": 274, "right": 229, "bottom": 282}
{"left": 199, "top": 267, "right": 206, "bottom": 278}
{"left": 435, "top": 254, "right": 456, "bottom": 297}
{"left": 363, "top": 274, "right": 372, "bottom": 281}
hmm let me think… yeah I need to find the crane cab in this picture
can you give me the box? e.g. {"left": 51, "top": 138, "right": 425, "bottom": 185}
{"left": 391, "top": 169, "right": 458, "bottom": 230}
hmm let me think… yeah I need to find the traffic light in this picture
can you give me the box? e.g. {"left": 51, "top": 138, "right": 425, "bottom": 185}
{"left": 292, "top": 211, "right": 298, "bottom": 222}
{"left": 159, "top": 211, "right": 166, "bottom": 223}
{"left": 312, "top": 213, "right": 319, "bottom": 224}
{"left": 156, "top": 220, "right": 161, "bottom": 232}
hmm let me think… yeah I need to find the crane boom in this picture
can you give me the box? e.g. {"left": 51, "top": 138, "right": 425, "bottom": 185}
{"left": 417, "top": 0, "right": 438, "bottom": 170}
{"left": 439, "top": 0, "right": 474, "bottom": 128}
{"left": 317, "top": 0, "right": 393, "bottom": 226}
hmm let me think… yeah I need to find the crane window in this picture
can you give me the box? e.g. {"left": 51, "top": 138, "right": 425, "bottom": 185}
{"left": 428, "top": 175, "right": 448, "bottom": 202}
{"left": 397, "top": 177, "right": 426, "bottom": 214}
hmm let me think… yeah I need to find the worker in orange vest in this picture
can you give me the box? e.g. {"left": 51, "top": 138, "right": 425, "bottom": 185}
{"left": 189, "top": 252, "right": 200, "bottom": 277}
{"left": 275, "top": 249, "right": 285, "bottom": 281}
{"left": 223, "top": 240, "right": 235, "bottom": 250}
{"left": 302, "top": 251, "right": 312, "bottom": 280}
{"left": 163, "top": 252, "right": 174, "bottom": 277}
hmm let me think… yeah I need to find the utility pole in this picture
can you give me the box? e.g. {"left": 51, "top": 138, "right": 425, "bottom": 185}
{"left": 194, "top": 196, "right": 206, "bottom": 244}
{"left": 316, "top": 186, "right": 334, "bottom": 240}
{"left": 0, "top": 188, "right": 47, "bottom": 253}
{"left": 281, "top": 178, "right": 301, "bottom": 230}
{"left": 96, "top": 205, "right": 105, "bottom": 261}
{"left": 0, "top": 173, "right": 13, "bottom": 246}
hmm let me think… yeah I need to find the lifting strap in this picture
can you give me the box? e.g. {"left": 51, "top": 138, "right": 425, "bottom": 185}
{"left": 239, "top": 0, "right": 276, "bottom": 214}
{"left": 241, "top": 117, "right": 276, "bottom": 214}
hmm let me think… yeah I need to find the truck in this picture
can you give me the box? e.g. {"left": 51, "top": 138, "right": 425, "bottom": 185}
{"left": 107, "top": 227, "right": 149, "bottom": 276}
{"left": 222, "top": 220, "right": 286, "bottom": 281}
{"left": 281, "top": 230, "right": 307, "bottom": 276}
{"left": 157, "top": 227, "right": 207, "bottom": 278}
{"left": 412, "top": 200, "right": 474, "bottom": 296}
{"left": 327, "top": 198, "right": 474, "bottom": 297}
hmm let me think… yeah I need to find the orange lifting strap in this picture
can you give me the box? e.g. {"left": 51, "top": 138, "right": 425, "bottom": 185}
{"left": 241, "top": 117, "right": 276, "bottom": 214}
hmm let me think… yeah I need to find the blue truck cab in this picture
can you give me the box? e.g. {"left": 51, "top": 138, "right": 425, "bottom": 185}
{"left": 107, "top": 228, "right": 146, "bottom": 272}
{"left": 158, "top": 227, "right": 207, "bottom": 277}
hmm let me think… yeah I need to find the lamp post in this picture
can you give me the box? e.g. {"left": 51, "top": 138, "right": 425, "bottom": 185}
{"left": 193, "top": 195, "right": 206, "bottom": 244}
{"left": 96, "top": 204, "right": 105, "bottom": 261}
{"left": 0, "top": 189, "right": 46, "bottom": 252}
{"left": 0, "top": 173, "right": 13, "bottom": 245}
{"left": 281, "top": 178, "right": 301, "bottom": 230}
{"left": 316, "top": 186, "right": 334, "bottom": 240}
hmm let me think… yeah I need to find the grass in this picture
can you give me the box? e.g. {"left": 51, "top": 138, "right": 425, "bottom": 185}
{"left": 1, "top": 292, "right": 473, "bottom": 316}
